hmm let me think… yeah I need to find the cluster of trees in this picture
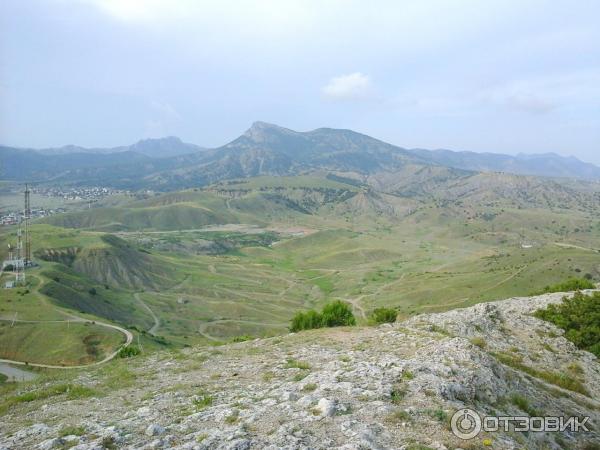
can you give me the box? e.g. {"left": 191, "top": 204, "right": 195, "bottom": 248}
{"left": 534, "top": 291, "right": 600, "bottom": 357}
{"left": 290, "top": 300, "right": 356, "bottom": 332}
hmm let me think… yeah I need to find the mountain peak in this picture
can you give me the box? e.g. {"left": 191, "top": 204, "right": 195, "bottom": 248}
{"left": 241, "top": 121, "right": 298, "bottom": 143}
{"left": 133, "top": 136, "right": 183, "bottom": 146}
{"left": 249, "top": 121, "right": 282, "bottom": 130}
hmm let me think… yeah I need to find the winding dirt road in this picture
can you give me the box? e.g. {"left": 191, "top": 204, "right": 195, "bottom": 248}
{"left": 134, "top": 292, "right": 161, "bottom": 335}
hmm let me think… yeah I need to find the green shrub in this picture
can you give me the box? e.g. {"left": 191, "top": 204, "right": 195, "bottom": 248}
{"left": 533, "top": 278, "right": 595, "bottom": 295}
{"left": 369, "top": 307, "right": 397, "bottom": 324}
{"left": 290, "top": 309, "right": 323, "bottom": 332}
{"left": 290, "top": 300, "right": 356, "bottom": 331}
{"left": 118, "top": 345, "right": 141, "bottom": 358}
{"left": 534, "top": 291, "right": 600, "bottom": 358}
{"left": 321, "top": 300, "right": 356, "bottom": 327}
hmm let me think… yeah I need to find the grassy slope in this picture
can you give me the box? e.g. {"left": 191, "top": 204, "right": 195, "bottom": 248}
{"left": 0, "top": 321, "right": 124, "bottom": 365}
{"left": 1, "top": 174, "right": 598, "bottom": 363}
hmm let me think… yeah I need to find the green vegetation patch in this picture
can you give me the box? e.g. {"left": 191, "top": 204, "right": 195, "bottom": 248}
{"left": 368, "top": 307, "right": 398, "bottom": 325}
{"left": 533, "top": 277, "right": 595, "bottom": 295}
{"left": 284, "top": 359, "right": 311, "bottom": 370}
{"left": 0, "top": 321, "right": 123, "bottom": 366}
{"left": 290, "top": 300, "right": 356, "bottom": 332}
{"left": 59, "top": 425, "right": 86, "bottom": 437}
{"left": 534, "top": 291, "right": 600, "bottom": 357}
{"left": 193, "top": 391, "right": 214, "bottom": 411}
{"left": 0, "top": 383, "right": 97, "bottom": 415}
{"left": 491, "top": 351, "right": 589, "bottom": 396}
{"left": 118, "top": 345, "right": 141, "bottom": 358}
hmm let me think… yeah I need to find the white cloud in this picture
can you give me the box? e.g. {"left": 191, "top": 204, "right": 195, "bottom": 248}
{"left": 145, "top": 101, "right": 182, "bottom": 137}
{"left": 321, "top": 73, "right": 372, "bottom": 101}
{"left": 505, "top": 93, "right": 557, "bottom": 114}
{"left": 481, "top": 69, "right": 600, "bottom": 115}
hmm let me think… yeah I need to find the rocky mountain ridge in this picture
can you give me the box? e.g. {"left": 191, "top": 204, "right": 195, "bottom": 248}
{"left": 2, "top": 122, "right": 600, "bottom": 186}
{"left": 1, "top": 291, "right": 599, "bottom": 449}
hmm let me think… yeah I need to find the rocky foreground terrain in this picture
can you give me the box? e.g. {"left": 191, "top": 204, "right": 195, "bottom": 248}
{"left": 1, "top": 292, "right": 599, "bottom": 450}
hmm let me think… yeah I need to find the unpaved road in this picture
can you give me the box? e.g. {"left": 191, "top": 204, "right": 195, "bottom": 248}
{"left": 0, "top": 362, "right": 37, "bottom": 381}
{"left": 134, "top": 292, "right": 161, "bottom": 335}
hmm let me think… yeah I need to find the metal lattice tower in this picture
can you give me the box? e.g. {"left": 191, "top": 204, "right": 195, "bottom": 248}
{"left": 24, "top": 184, "right": 32, "bottom": 265}
{"left": 14, "top": 228, "right": 25, "bottom": 285}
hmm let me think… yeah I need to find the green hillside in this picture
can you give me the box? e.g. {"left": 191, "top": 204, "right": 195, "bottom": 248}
{"left": 1, "top": 173, "right": 599, "bottom": 366}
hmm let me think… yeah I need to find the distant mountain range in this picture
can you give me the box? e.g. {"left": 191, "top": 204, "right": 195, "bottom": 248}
{"left": 2, "top": 122, "right": 599, "bottom": 189}
{"left": 35, "top": 136, "right": 205, "bottom": 158}
{"left": 409, "top": 148, "right": 600, "bottom": 180}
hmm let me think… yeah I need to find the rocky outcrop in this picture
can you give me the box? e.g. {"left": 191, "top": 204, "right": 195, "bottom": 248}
{"left": 1, "top": 292, "right": 599, "bottom": 449}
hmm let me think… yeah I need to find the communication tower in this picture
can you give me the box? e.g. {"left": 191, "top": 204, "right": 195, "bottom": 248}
{"left": 24, "top": 184, "right": 32, "bottom": 265}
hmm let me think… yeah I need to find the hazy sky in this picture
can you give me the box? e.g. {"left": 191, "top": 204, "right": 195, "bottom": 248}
{"left": 1, "top": 1, "right": 599, "bottom": 163}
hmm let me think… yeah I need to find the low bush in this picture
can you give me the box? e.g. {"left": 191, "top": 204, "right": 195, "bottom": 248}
{"left": 533, "top": 278, "right": 595, "bottom": 295}
{"left": 118, "top": 345, "right": 141, "bottom": 358}
{"left": 290, "top": 309, "right": 323, "bottom": 332}
{"left": 534, "top": 291, "right": 600, "bottom": 358}
{"left": 321, "top": 300, "right": 356, "bottom": 327}
{"left": 369, "top": 307, "right": 397, "bottom": 324}
{"left": 290, "top": 300, "right": 356, "bottom": 332}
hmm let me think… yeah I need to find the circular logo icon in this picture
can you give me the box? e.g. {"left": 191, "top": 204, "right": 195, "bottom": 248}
{"left": 451, "top": 408, "right": 482, "bottom": 440}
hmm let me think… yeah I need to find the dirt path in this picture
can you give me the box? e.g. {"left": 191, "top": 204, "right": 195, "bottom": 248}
{"left": 198, "top": 319, "right": 284, "bottom": 342}
{"left": 555, "top": 242, "right": 600, "bottom": 252}
{"left": 339, "top": 296, "right": 367, "bottom": 320}
{"left": 480, "top": 265, "right": 527, "bottom": 293}
{"left": 134, "top": 293, "right": 161, "bottom": 335}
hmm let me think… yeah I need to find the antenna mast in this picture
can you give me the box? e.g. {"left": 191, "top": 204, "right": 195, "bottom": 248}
{"left": 24, "top": 184, "right": 32, "bottom": 265}
{"left": 14, "top": 228, "right": 25, "bottom": 285}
